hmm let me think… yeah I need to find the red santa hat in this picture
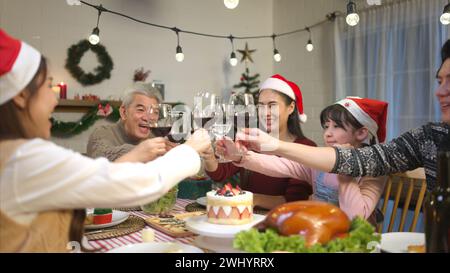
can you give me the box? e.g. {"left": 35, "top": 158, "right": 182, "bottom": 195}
{"left": 0, "top": 29, "right": 41, "bottom": 105}
{"left": 335, "top": 96, "right": 388, "bottom": 143}
{"left": 259, "top": 74, "right": 307, "bottom": 123}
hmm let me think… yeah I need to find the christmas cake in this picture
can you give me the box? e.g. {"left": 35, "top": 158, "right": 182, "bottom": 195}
{"left": 206, "top": 183, "right": 253, "bottom": 225}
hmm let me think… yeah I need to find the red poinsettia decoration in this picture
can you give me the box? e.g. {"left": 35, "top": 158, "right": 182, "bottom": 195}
{"left": 97, "top": 103, "right": 113, "bottom": 117}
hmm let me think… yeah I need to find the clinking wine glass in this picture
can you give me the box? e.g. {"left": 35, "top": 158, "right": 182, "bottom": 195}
{"left": 228, "top": 92, "right": 257, "bottom": 156}
{"left": 148, "top": 104, "right": 174, "bottom": 137}
{"left": 167, "top": 110, "right": 188, "bottom": 144}
{"left": 211, "top": 103, "right": 233, "bottom": 163}
{"left": 192, "top": 91, "right": 217, "bottom": 131}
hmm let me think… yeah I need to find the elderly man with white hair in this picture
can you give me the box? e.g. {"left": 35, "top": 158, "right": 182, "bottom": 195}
{"left": 87, "top": 88, "right": 175, "bottom": 162}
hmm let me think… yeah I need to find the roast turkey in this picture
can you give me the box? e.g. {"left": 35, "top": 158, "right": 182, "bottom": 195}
{"left": 256, "top": 201, "right": 351, "bottom": 246}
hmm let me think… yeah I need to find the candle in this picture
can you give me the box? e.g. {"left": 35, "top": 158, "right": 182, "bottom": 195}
{"left": 141, "top": 228, "right": 155, "bottom": 242}
{"left": 58, "top": 82, "right": 67, "bottom": 99}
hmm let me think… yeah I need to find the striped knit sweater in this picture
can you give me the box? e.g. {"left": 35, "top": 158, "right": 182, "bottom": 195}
{"left": 332, "top": 122, "right": 450, "bottom": 191}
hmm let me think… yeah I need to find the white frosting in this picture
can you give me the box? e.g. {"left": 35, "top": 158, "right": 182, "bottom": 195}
{"left": 208, "top": 205, "right": 252, "bottom": 216}
{"left": 206, "top": 190, "right": 253, "bottom": 202}
{"left": 236, "top": 205, "right": 248, "bottom": 214}
{"left": 212, "top": 206, "right": 220, "bottom": 215}
{"left": 222, "top": 206, "right": 232, "bottom": 216}
{"left": 206, "top": 190, "right": 253, "bottom": 220}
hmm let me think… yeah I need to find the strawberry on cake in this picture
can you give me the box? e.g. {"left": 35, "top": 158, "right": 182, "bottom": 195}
{"left": 206, "top": 183, "right": 253, "bottom": 225}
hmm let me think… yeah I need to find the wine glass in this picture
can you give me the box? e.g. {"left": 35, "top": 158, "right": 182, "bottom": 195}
{"left": 192, "top": 91, "right": 218, "bottom": 131}
{"left": 211, "top": 102, "right": 233, "bottom": 163}
{"left": 167, "top": 109, "right": 188, "bottom": 143}
{"left": 228, "top": 92, "right": 257, "bottom": 155}
{"left": 229, "top": 92, "right": 255, "bottom": 106}
{"left": 148, "top": 103, "right": 174, "bottom": 137}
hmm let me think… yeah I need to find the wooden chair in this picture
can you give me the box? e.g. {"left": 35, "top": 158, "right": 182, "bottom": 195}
{"left": 377, "top": 168, "right": 427, "bottom": 233}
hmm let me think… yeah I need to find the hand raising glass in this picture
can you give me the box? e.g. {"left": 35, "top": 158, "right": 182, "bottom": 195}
{"left": 235, "top": 128, "right": 280, "bottom": 154}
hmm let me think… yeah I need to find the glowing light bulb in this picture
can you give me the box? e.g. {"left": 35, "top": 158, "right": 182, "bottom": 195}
{"left": 273, "top": 49, "right": 281, "bottom": 62}
{"left": 66, "top": 0, "right": 81, "bottom": 6}
{"left": 175, "top": 45, "right": 184, "bottom": 62}
{"left": 346, "top": 13, "right": 360, "bottom": 26}
{"left": 88, "top": 27, "right": 100, "bottom": 45}
{"left": 224, "top": 0, "right": 239, "bottom": 9}
{"left": 346, "top": 1, "right": 359, "bottom": 26}
{"left": 229, "top": 52, "right": 238, "bottom": 66}
{"left": 306, "top": 40, "right": 314, "bottom": 52}
{"left": 441, "top": 4, "right": 450, "bottom": 25}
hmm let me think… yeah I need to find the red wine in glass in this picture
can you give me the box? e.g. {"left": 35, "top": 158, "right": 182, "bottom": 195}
{"left": 167, "top": 133, "right": 188, "bottom": 144}
{"left": 150, "top": 126, "right": 172, "bottom": 137}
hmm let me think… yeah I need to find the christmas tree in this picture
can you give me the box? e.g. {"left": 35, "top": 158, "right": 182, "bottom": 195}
{"left": 233, "top": 43, "right": 260, "bottom": 102}
{"left": 233, "top": 67, "right": 260, "bottom": 101}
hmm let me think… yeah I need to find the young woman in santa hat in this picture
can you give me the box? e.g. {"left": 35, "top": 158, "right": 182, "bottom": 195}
{"left": 202, "top": 74, "right": 317, "bottom": 210}
{"left": 220, "top": 97, "right": 388, "bottom": 223}
{"left": 0, "top": 29, "right": 211, "bottom": 252}
{"left": 234, "top": 39, "right": 450, "bottom": 201}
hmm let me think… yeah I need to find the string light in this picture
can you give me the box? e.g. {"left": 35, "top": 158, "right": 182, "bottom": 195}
{"left": 89, "top": 27, "right": 100, "bottom": 45}
{"left": 66, "top": 0, "right": 81, "bottom": 6}
{"left": 441, "top": 1, "right": 450, "bottom": 25}
{"left": 73, "top": 1, "right": 347, "bottom": 62}
{"left": 228, "top": 35, "right": 238, "bottom": 66}
{"left": 366, "top": 0, "right": 381, "bottom": 5}
{"left": 346, "top": 1, "right": 360, "bottom": 26}
{"left": 272, "top": 34, "right": 281, "bottom": 62}
{"left": 305, "top": 27, "right": 314, "bottom": 52}
{"left": 224, "top": 0, "right": 239, "bottom": 10}
{"left": 88, "top": 5, "right": 104, "bottom": 45}
{"left": 174, "top": 28, "right": 184, "bottom": 62}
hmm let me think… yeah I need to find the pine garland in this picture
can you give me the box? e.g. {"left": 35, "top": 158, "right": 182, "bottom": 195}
{"left": 51, "top": 102, "right": 120, "bottom": 138}
{"left": 65, "top": 40, "right": 114, "bottom": 86}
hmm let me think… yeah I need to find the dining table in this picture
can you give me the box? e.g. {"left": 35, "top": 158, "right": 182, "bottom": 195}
{"left": 85, "top": 198, "right": 199, "bottom": 253}
{"left": 83, "top": 197, "right": 421, "bottom": 254}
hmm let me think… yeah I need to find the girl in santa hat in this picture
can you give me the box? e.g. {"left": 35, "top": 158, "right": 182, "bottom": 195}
{"left": 219, "top": 97, "right": 388, "bottom": 223}
{"left": 202, "top": 74, "right": 317, "bottom": 210}
{"left": 0, "top": 29, "right": 211, "bottom": 252}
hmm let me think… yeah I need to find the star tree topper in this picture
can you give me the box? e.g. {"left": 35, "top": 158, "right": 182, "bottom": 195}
{"left": 237, "top": 42, "right": 256, "bottom": 63}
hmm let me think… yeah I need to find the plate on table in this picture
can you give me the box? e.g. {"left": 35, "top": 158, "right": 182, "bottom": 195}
{"left": 195, "top": 236, "right": 243, "bottom": 253}
{"left": 380, "top": 232, "right": 425, "bottom": 253}
{"left": 108, "top": 242, "right": 204, "bottom": 253}
{"left": 185, "top": 214, "right": 265, "bottom": 238}
{"left": 84, "top": 210, "right": 129, "bottom": 230}
{"left": 196, "top": 197, "right": 207, "bottom": 207}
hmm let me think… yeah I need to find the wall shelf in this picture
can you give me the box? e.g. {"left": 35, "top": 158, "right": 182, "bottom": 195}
{"left": 55, "top": 99, "right": 122, "bottom": 113}
{"left": 55, "top": 99, "right": 182, "bottom": 113}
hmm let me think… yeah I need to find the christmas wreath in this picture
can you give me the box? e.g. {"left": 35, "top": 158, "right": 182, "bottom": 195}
{"left": 65, "top": 40, "right": 114, "bottom": 86}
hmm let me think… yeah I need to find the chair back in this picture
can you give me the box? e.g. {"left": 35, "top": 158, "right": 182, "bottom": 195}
{"left": 377, "top": 168, "right": 427, "bottom": 233}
